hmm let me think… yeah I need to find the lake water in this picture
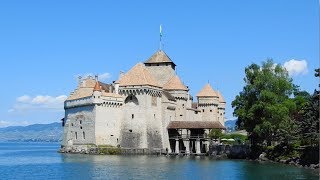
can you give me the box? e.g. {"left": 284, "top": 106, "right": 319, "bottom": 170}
{"left": 0, "top": 142, "right": 318, "bottom": 179}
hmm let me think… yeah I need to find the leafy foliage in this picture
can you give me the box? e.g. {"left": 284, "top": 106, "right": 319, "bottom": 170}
{"left": 298, "top": 90, "right": 319, "bottom": 146}
{"left": 208, "top": 129, "right": 223, "bottom": 139}
{"left": 232, "top": 60, "right": 297, "bottom": 145}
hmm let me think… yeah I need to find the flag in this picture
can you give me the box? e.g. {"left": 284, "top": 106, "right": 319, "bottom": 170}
{"left": 160, "top": 24, "right": 162, "bottom": 37}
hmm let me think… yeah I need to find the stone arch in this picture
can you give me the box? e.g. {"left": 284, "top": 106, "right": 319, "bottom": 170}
{"left": 124, "top": 95, "right": 139, "bottom": 105}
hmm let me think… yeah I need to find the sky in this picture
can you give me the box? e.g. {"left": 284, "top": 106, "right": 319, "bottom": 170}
{"left": 0, "top": 1, "right": 318, "bottom": 127}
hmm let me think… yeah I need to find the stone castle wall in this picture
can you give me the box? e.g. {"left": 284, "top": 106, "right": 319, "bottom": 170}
{"left": 145, "top": 65, "right": 175, "bottom": 86}
{"left": 119, "top": 91, "right": 164, "bottom": 149}
{"left": 62, "top": 106, "right": 96, "bottom": 146}
{"left": 95, "top": 104, "right": 122, "bottom": 146}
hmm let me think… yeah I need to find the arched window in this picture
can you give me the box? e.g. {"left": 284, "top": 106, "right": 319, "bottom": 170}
{"left": 124, "top": 95, "right": 139, "bottom": 105}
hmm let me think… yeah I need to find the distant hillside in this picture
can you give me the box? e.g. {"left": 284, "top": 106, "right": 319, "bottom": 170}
{"left": 225, "top": 119, "right": 237, "bottom": 132}
{"left": 0, "top": 122, "right": 62, "bottom": 142}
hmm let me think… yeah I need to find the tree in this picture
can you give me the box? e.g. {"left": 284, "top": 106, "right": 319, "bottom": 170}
{"left": 208, "top": 129, "right": 222, "bottom": 139}
{"left": 298, "top": 69, "right": 320, "bottom": 146}
{"left": 232, "top": 60, "right": 297, "bottom": 146}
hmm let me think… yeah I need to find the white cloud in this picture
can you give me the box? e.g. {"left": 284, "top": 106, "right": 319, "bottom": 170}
{"left": 10, "top": 95, "right": 67, "bottom": 112}
{"left": 0, "top": 120, "right": 10, "bottom": 127}
{"left": 17, "top": 95, "right": 31, "bottom": 103}
{"left": 75, "top": 72, "right": 111, "bottom": 82}
{"left": 99, "top": 72, "right": 111, "bottom": 81}
{"left": 0, "top": 120, "right": 30, "bottom": 128}
{"left": 283, "top": 59, "right": 308, "bottom": 76}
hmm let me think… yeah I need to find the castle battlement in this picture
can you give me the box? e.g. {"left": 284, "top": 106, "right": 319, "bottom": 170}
{"left": 64, "top": 96, "right": 94, "bottom": 109}
{"left": 61, "top": 50, "right": 226, "bottom": 155}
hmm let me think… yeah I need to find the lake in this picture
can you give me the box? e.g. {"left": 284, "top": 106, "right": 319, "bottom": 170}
{"left": 0, "top": 142, "right": 318, "bottom": 179}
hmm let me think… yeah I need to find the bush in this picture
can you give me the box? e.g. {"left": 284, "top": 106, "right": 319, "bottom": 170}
{"left": 98, "top": 145, "right": 121, "bottom": 155}
{"left": 220, "top": 133, "right": 248, "bottom": 144}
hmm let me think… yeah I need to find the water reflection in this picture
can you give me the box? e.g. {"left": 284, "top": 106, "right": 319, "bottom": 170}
{"left": 0, "top": 142, "right": 318, "bottom": 179}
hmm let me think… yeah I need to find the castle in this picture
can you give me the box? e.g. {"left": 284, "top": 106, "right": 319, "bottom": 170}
{"left": 61, "top": 50, "right": 226, "bottom": 154}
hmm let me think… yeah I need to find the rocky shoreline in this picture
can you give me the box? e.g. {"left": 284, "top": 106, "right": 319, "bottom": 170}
{"left": 257, "top": 152, "right": 319, "bottom": 172}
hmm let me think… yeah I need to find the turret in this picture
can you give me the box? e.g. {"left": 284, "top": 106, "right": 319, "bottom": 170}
{"left": 163, "top": 75, "right": 189, "bottom": 121}
{"left": 217, "top": 91, "right": 226, "bottom": 126}
{"left": 196, "top": 83, "right": 219, "bottom": 122}
{"left": 93, "top": 76, "right": 102, "bottom": 99}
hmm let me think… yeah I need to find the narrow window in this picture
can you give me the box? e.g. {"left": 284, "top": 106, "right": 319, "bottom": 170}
{"left": 202, "top": 109, "right": 204, "bottom": 112}
{"left": 210, "top": 110, "right": 212, "bottom": 112}
{"left": 75, "top": 132, "right": 78, "bottom": 139}
{"left": 80, "top": 120, "right": 82, "bottom": 124}
{"left": 129, "top": 129, "right": 132, "bottom": 132}
{"left": 83, "top": 132, "right": 85, "bottom": 139}
{"left": 180, "top": 114, "right": 183, "bottom": 117}
{"left": 132, "top": 114, "right": 134, "bottom": 119}
{"left": 71, "top": 123, "right": 74, "bottom": 126}
{"left": 80, "top": 126, "right": 82, "bottom": 129}
{"left": 154, "top": 114, "right": 156, "bottom": 119}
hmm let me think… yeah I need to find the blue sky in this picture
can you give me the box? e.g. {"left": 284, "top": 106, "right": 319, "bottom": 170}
{"left": 0, "top": 1, "right": 318, "bottom": 127}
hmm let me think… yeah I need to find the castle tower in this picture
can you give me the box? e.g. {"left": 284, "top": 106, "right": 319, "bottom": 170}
{"left": 117, "top": 63, "right": 163, "bottom": 149}
{"left": 196, "top": 83, "right": 219, "bottom": 122}
{"left": 93, "top": 79, "right": 102, "bottom": 99}
{"left": 144, "top": 50, "right": 176, "bottom": 86}
{"left": 217, "top": 91, "right": 226, "bottom": 126}
{"left": 163, "top": 75, "right": 188, "bottom": 121}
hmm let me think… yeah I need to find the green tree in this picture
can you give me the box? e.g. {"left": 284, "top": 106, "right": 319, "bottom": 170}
{"left": 232, "top": 60, "right": 297, "bottom": 146}
{"left": 208, "top": 129, "right": 222, "bottom": 139}
{"left": 298, "top": 69, "right": 320, "bottom": 146}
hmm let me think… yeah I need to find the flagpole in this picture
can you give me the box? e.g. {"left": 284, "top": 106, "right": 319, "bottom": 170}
{"left": 160, "top": 24, "right": 162, "bottom": 51}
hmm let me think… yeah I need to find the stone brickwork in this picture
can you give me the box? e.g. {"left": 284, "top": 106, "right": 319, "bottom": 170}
{"left": 145, "top": 65, "right": 175, "bottom": 86}
{"left": 61, "top": 50, "right": 226, "bottom": 154}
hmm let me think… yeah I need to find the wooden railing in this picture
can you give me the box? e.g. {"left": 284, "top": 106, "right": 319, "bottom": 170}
{"left": 168, "top": 134, "right": 209, "bottom": 140}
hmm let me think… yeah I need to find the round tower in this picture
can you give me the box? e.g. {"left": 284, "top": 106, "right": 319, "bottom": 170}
{"left": 217, "top": 91, "right": 226, "bottom": 126}
{"left": 196, "top": 83, "right": 219, "bottom": 122}
{"left": 93, "top": 76, "right": 102, "bottom": 99}
{"left": 163, "top": 75, "right": 189, "bottom": 121}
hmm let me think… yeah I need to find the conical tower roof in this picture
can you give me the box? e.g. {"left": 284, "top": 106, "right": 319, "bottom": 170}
{"left": 144, "top": 50, "right": 176, "bottom": 66}
{"left": 163, "top": 75, "right": 188, "bottom": 91}
{"left": 196, "top": 83, "right": 218, "bottom": 97}
{"left": 217, "top": 91, "right": 226, "bottom": 103}
{"left": 93, "top": 81, "right": 101, "bottom": 91}
{"left": 118, "top": 63, "right": 161, "bottom": 87}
